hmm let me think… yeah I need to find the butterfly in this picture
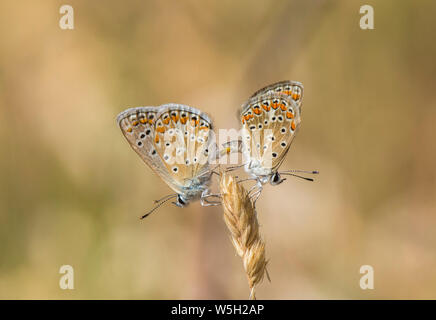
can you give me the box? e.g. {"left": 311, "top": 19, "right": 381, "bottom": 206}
{"left": 224, "top": 80, "right": 318, "bottom": 200}
{"left": 117, "top": 104, "right": 220, "bottom": 218}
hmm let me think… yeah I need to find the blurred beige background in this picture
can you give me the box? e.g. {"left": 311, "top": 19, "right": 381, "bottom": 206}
{"left": 0, "top": 0, "right": 435, "bottom": 299}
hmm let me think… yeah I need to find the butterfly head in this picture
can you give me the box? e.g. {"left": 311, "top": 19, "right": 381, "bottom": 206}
{"left": 174, "top": 194, "right": 188, "bottom": 207}
{"left": 269, "top": 172, "right": 286, "bottom": 186}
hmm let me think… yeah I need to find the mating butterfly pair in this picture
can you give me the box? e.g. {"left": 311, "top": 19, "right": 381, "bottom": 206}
{"left": 116, "top": 80, "right": 317, "bottom": 218}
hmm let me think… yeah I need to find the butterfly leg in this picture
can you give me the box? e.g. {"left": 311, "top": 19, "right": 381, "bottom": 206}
{"left": 225, "top": 163, "right": 246, "bottom": 172}
{"left": 248, "top": 179, "right": 264, "bottom": 205}
{"left": 200, "top": 189, "right": 221, "bottom": 207}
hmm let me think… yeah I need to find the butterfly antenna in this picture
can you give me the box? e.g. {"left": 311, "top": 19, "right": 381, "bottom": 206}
{"left": 141, "top": 194, "right": 178, "bottom": 219}
{"left": 280, "top": 172, "right": 315, "bottom": 182}
{"left": 154, "top": 193, "right": 177, "bottom": 204}
{"left": 281, "top": 170, "right": 319, "bottom": 175}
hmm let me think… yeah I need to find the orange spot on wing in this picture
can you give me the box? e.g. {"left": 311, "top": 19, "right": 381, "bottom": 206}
{"left": 283, "top": 90, "right": 292, "bottom": 95}
{"left": 291, "top": 120, "right": 296, "bottom": 131}
{"left": 180, "top": 117, "right": 187, "bottom": 124}
{"left": 171, "top": 115, "right": 179, "bottom": 123}
{"left": 155, "top": 135, "right": 159, "bottom": 143}
{"left": 132, "top": 121, "right": 139, "bottom": 126}
{"left": 140, "top": 118, "right": 147, "bottom": 124}
{"left": 163, "top": 118, "right": 170, "bottom": 125}
{"left": 286, "top": 112, "right": 294, "bottom": 119}
{"left": 148, "top": 119, "right": 154, "bottom": 124}
{"left": 199, "top": 126, "right": 209, "bottom": 130}
{"left": 280, "top": 103, "right": 287, "bottom": 111}
{"left": 271, "top": 102, "right": 279, "bottom": 109}
{"left": 126, "top": 127, "right": 133, "bottom": 133}
{"left": 262, "top": 104, "right": 271, "bottom": 111}
{"left": 292, "top": 93, "right": 300, "bottom": 100}
{"left": 226, "top": 147, "right": 231, "bottom": 154}
{"left": 156, "top": 127, "right": 166, "bottom": 133}
{"left": 253, "top": 108, "right": 262, "bottom": 115}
